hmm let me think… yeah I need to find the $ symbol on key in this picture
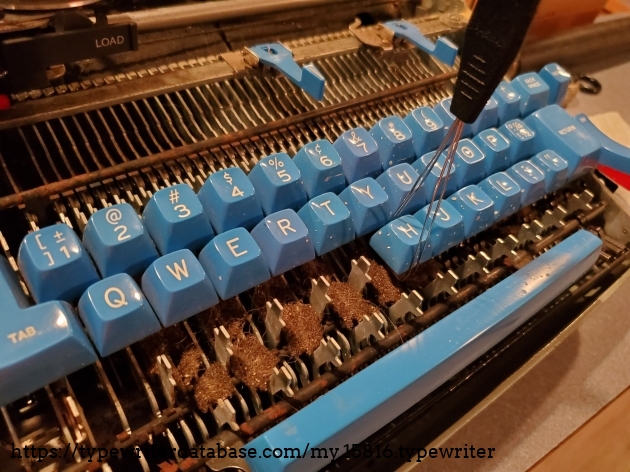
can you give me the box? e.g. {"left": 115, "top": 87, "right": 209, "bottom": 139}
{"left": 223, "top": 172, "right": 233, "bottom": 185}
{"left": 169, "top": 189, "right": 179, "bottom": 204}
{"left": 105, "top": 208, "right": 122, "bottom": 225}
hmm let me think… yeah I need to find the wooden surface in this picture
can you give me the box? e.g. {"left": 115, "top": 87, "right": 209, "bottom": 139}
{"left": 529, "top": 386, "right": 630, "bottom": 472}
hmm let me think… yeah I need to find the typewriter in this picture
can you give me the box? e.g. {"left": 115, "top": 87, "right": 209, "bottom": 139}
{"left": 1, "top": 0, "right": 630, "bottom": 471}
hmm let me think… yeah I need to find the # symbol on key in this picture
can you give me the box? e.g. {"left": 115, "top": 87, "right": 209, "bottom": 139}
{"left": 105, "top": 208, "right": 123, "bottom": 225}
{"left": 268, "top": 157, "right": 284, "bottom": 169}
{"left": 223, "top": 172, "right": 233, "bottom": 186}
{"left": 169, "top": 189, "right": 180, "bottom": 204}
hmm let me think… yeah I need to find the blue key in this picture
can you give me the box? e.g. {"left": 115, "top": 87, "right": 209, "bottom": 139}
{"left": 507, "top": 160, "right": 546, "bottom": 206}
{"left": 370, "top": 215, "right": 431, "bottom": 275}
{"left": 251, "top": 209, "right": 315, "bottom": 276}
{"left": 376, "top": 163, "right": 425, "bottom": 217}
{"left": 511, "top": 72, "right": 550, "bottom": 117}
{"left": 433, "top": 98, "right": 472, "bottom": 137}
{"left": 453, "top": 139, "right": 486, "bottom": 188}
{"left": 83, "top": 203, "right": 158, "bottom": 278}
{"left": 369, "top": 116, "right": 414, "bottom": 169}
{"left": 293, "top": 140, "right": 346, "bottom": 198}
{"left": 143, "top": 184, "right": 214, "bottom": 255}
{"left": 249, "top": 152, "right": 308, "bottom": 215}
{"left": 403, "top": 106, "right": 445, "bottom": 158}
{"left": 142, "top": 249, "right": 219, "bottom": 327}
{"left": 473, "top": 128, "right": 511, "bottom": 175}
{"left": 413, "top": 152, "right": 458, "bottom": 198}
{"left": 198, "top": 228, "right": 270, "bottom": 300}
{"left": 499, "top": 119, "right": 536, "bottom": 164}
{"left": 0, "top": 257, "right": 96, "bottom": 406}
{"left": 339, "top": 178, "right": 389, "bottom": 237}
{"left": 470, "top": 97, "right": 499, "bottom": 136}
{"left": 197, "top": 167, "right": 264, "bottom": 233}
{"left": 539, "top": 63, "right": 571, "bottom": 105}
{"left": 78, "top": 273, "right": 161, "bottom": 357}
{"left": 524, "top": 105, "right": 600, "bottom": 177}
{"left": 449, "top": 185, "right": 495, "bottom": 237}
{"left": 478, "top": 172, "right": 521, "bottom": 220}
{"left": 413, "top": 200, "right": 464, "bottom": 255}
{"left": 532, "top": 150, "right": 569, "bottom": 192}
{"left": 297, "top": 193, "right": 355, "bottom": 256}
{"left": 492, "top": 81, "right": 521, "bottom": 125}
{"left": 18, "top": 224, "right": 99, "bottom": 303}
{"left": 334, "top": 127, "right": 381, "bottom": 183}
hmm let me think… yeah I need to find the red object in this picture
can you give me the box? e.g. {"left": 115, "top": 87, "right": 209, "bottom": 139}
{"left": 598, "top": 164, "right": 630, "bottom": 190}
{"left": 0, "top": 94, "right": 10, "bottom": 110}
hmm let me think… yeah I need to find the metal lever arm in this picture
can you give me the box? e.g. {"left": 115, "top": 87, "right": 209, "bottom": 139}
{"left": 383, "top": 20, "right": 458, "bottom": 66}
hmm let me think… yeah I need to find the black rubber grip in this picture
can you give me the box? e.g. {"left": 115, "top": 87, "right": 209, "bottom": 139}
{"left": 451, "top": 0, "right": 542, "bottom": 123}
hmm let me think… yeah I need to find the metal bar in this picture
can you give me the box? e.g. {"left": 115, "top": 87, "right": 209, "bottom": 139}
{"left": 0, "top": 70, "right": 456, "bottom": 210}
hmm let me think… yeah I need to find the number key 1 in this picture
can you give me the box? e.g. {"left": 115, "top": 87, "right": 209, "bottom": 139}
{"left": 83, "top": 203, "right": 159, "bottom": 278}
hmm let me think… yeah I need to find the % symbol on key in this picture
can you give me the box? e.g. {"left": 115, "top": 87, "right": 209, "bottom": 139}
{"left": 267, "top": 157, "right": 284, "bottom": 169}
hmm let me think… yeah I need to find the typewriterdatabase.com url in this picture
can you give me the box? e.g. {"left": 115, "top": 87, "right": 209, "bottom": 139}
{"left": 10, "top": 442, "right": 497, "bottom": 464}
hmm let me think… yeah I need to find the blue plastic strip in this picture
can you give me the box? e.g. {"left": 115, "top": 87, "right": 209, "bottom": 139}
{"left": 245, "top": 230, "right": 602, "bottom": 472}
{"left": 575, "top": 113, "right": 630, "bottom": 174}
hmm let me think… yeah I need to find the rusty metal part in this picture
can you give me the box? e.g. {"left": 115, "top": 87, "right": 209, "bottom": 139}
{"left": 0, "top": 70, "right": 456, "bottom": 211}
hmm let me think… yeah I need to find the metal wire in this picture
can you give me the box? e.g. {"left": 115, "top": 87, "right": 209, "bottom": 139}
{"left": 391, "top": 118, "right": 464, "bottom": 277}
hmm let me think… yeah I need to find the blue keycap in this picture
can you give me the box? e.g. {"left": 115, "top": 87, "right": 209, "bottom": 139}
{"left": 198, "top": 167, "right": 264, "bottom": 233}
{"left": 507, "top": 160, "right": 546, "bottom": 206}
{"left": 413, "top": 200, "right": 464, "bottom": 255}
{"left": 539, "top": 63, "right": 571, "bottom": 105}
{"left": 18, "top": 224, "right": 99, "bottom": 303}
{"left": 333, "top": 127, "right": 381, "bottom": 183}
{"left": 433, "top": 98, "right": 472, "bottom": 137}
{"left": 249, "top": 152, "right": 308, "bottom": 215}
{"left": 198, "top": 228, "right": 270, "bottom": 300}
{"left": 413, "top": 152, "right": 458, "bottom": 199}
{"left": 532, "top": 150, "right": 569, "bottom": 192}
{"left": 453, "top": 139, "right": 486, "bottom": 188}
{"left": 297, "top": 193, "right": 355, "bottom": 256}
{"left": 293, "top": 140, "right": 346, "bottom": 198}
{"left": 143, "top": 184, "right": 214, "bottom": 255}
{"left": 473, "top": 128, "right": 511, "bottom": 175}
{"left": 83, "top": 203, "right": 158, "bottom": 278}
{"left": 251, "top": 209, "right": 315, "bottom": 276}
{"left": 376, "top": 163, "right": 425, "bottom": 217}
{"left": 524, "top": 105, "right": 600, "bottom": 177}
{"left": 478, "top": 172, "right": 521, "bottom": 220}
{"left": 403, "top": 107, "right": 445, "bottom": 158}
{"left": 499, "top": 119, "right": 537, "bottom": 164}
{"left": 0, "top": 257, "right": 97, "bottom": 406}
{"left": 339, "top": 178, "right": 389, "bottom": 237}
{"left": 78, "top": 273, "right": 161, "bottom": 357}
{"left": 470, "top": 97, "right": 499, "bottom": 136}
{"left": 369, "top": 116, "right": 414, "bottom": 169}
{"left": 449, "top": 185, "right": 494, "bottom": 237}
{"left": 492, "top": 81, "right": 521, "bottom": 125}
{"left": 142, "top": 249, "right": 219, "bottom": 327}
{"left": 370, "top": 215, "right": 431, "bottom": 275}
{"left": 511, "top": 72, "right": 550, "bottom": 117}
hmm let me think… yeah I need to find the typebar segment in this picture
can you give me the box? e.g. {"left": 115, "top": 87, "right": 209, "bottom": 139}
{"left": 244, "top": 230, "right": 602, "bottom": 472}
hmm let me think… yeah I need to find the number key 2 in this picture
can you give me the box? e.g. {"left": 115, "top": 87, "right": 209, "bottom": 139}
{"left": 83, "top": 203, "right": 159, "bottom": 278}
